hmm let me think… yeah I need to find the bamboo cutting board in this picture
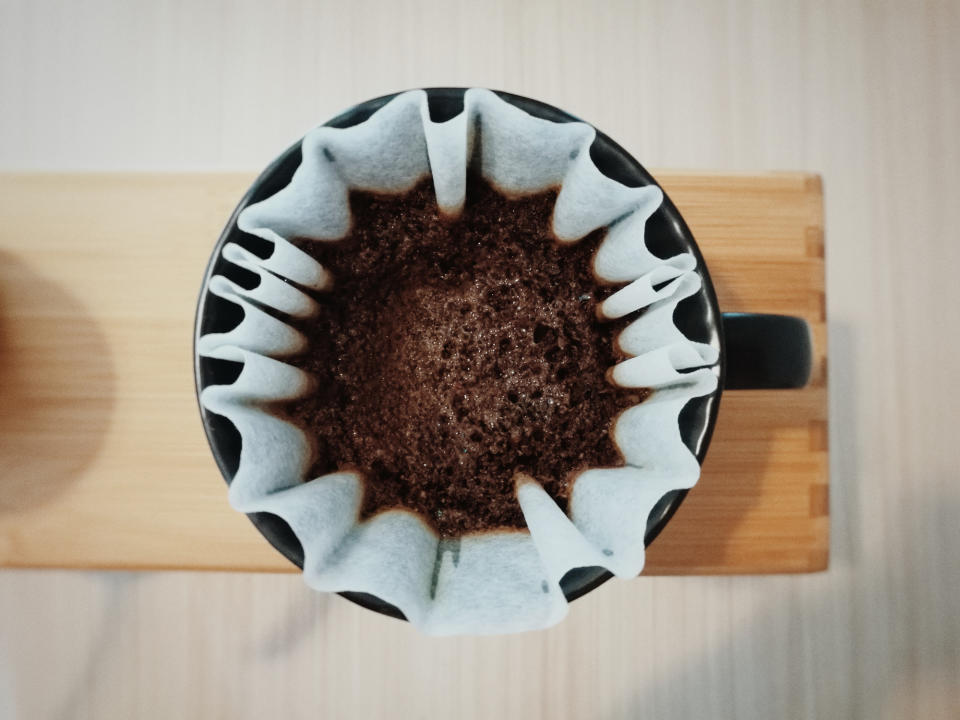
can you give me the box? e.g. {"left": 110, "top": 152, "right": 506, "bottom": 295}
{"left": 0, "top": 172, "right": 826, "bottom": 574}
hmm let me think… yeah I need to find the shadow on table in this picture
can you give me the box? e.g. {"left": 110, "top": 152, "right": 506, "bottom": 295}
{"left": 0, "top": 251, "right": 115, "bottom": 515}
{"left": 611, "top": 323, "right": 959, "bottom": 719}
{"left": 250, "top": 585, "right": 335, "bottom": 660}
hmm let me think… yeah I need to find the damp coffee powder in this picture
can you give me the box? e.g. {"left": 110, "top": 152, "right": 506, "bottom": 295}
{"left": 283, "top": 175, "right": 647, "bottom": 537}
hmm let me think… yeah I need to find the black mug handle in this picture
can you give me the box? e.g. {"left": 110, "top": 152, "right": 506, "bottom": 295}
{"left": 721, "top": 313, "right": 813, "bottom": 390}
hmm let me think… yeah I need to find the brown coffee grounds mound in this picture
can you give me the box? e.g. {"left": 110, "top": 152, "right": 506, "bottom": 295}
{"left": 283, "top": 175, "right": 647, "bottom": 537}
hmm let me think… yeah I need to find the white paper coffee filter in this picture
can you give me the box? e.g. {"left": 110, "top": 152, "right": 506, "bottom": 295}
{"left": 199, "top": 89, "right": 719, "bottom": 635}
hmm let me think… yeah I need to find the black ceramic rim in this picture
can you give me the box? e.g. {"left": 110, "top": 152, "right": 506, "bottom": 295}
{"left": 193, "top": 88, "right": 725, "bottom": 620}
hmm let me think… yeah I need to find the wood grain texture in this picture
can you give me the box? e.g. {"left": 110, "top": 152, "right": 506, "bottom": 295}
{"left": 0, "top": 170, "right": 826, "bottom": 574}
{"left": 645, "top": 172, "right": 828, "bottom": 574}
{"left": 1, "top": 0, "right": 958, "bottom": 719}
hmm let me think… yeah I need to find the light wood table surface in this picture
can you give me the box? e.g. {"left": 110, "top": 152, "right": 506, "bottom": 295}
{"left": 0, "top": 1, "right": 957, "bottom": 719}
{"left": 0, "top": 170, "right": 827, "bottom": 575}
